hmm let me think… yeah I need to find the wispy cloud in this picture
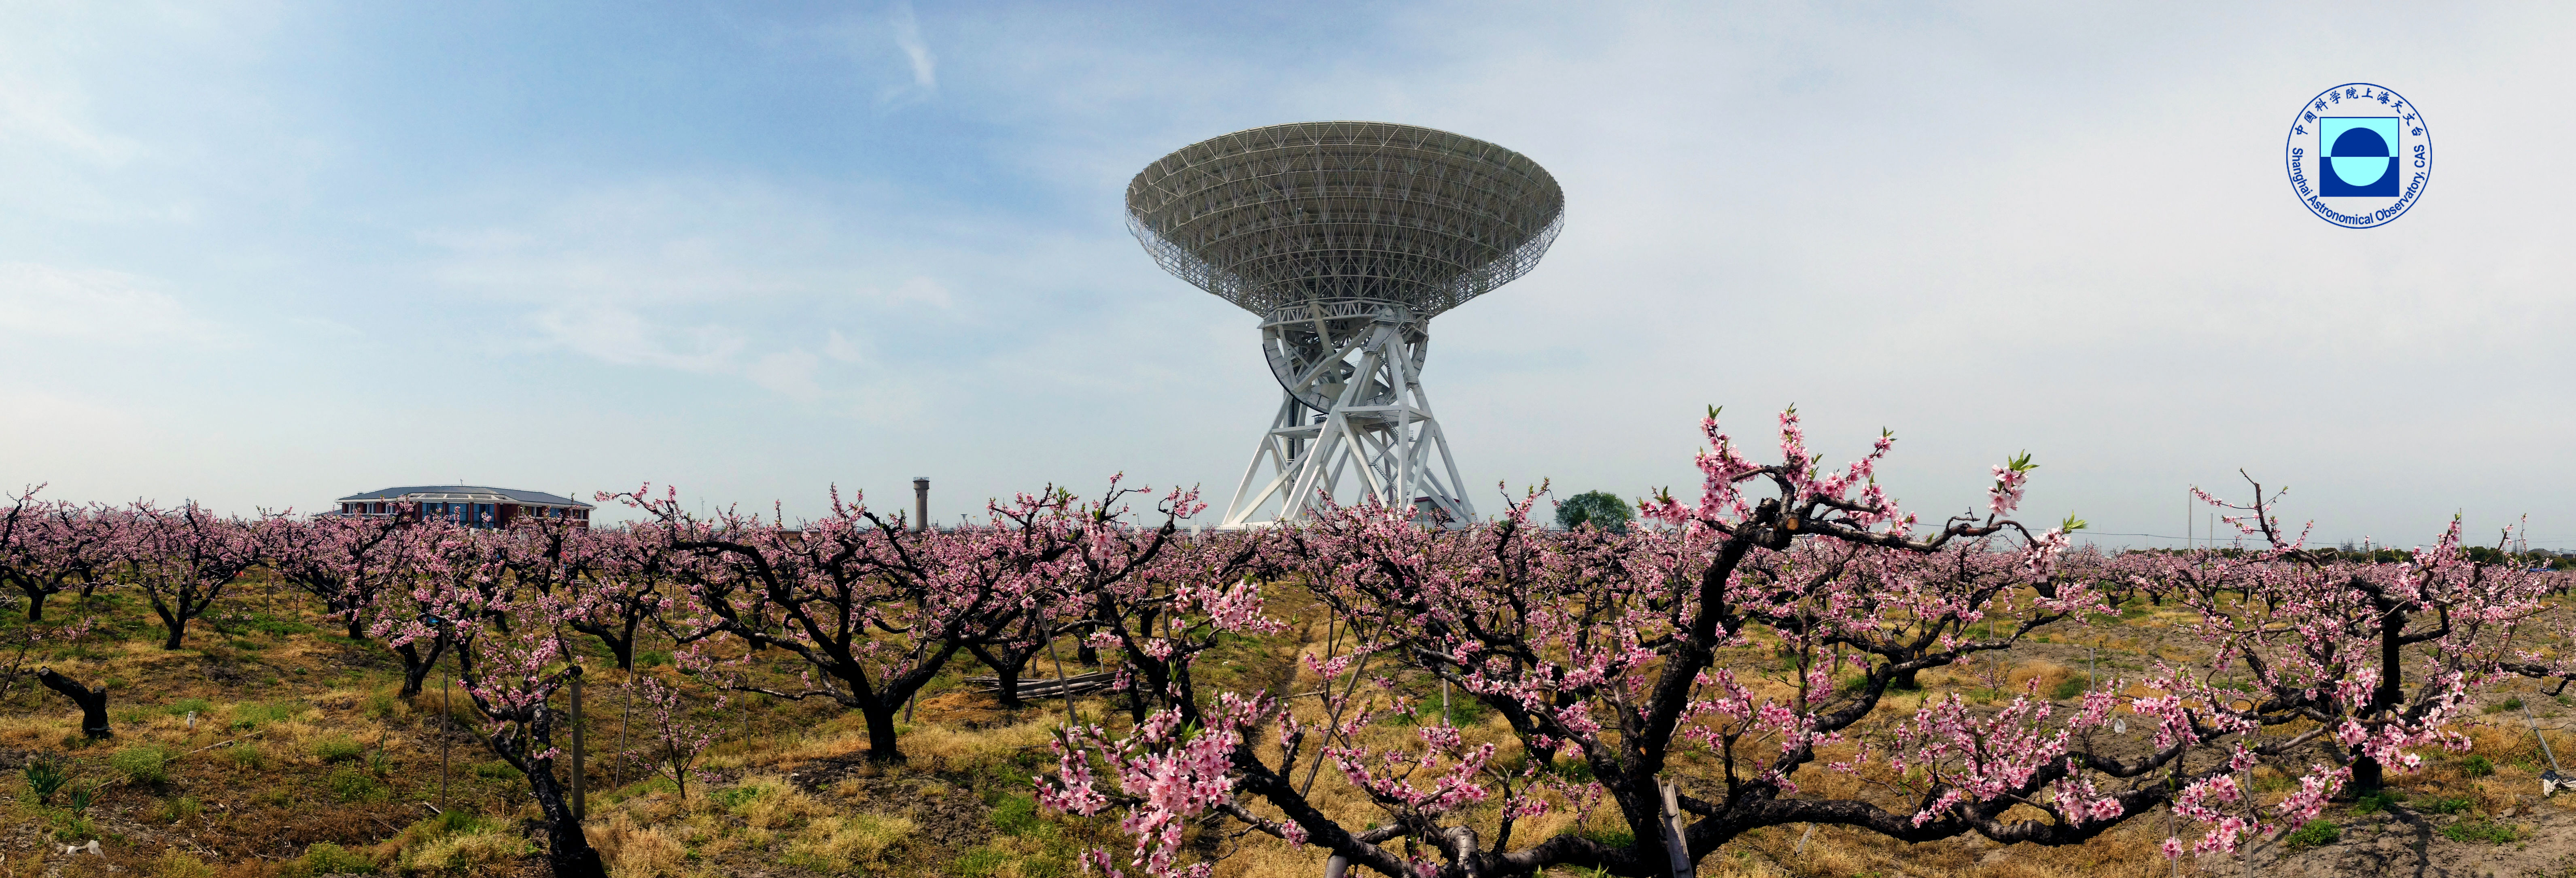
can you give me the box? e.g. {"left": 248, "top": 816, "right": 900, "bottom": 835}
{"left": 528, "top": 303, "right": 746, "bottom": 373}
{"left": 0, "top": 262, "right": 231, "bottom": 347}
{"left": 419, "top": 180, "right": 986, "bottom": 409}
{"left": 0, "top": 77, "right": 143, "bottom": 166}
{"left": 882, "top": 1, "right": 936, "bottom": 104}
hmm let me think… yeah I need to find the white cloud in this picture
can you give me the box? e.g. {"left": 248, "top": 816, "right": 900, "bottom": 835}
{"left": 0, "top": 76, "right": 143, "bottom": 166}
{"left": 529, "top": 303, "right": 745, "bottom": 373}
{"left": 0, "top": 262, "right": 229, "bottom": 346}
{"left": 418, "top": 178, "right": 1007, "bottom": 405}
{"left": 746, "top": 349, "right": 824, "bottom": 400}
{"left": 824, "top": 329, "right": 869, "bottom": 364}
{"left": 882, "top": 1, "right": 937, "bottom": 104}
{"left": 873, "top": 276, "right": 951, "bottom": 308}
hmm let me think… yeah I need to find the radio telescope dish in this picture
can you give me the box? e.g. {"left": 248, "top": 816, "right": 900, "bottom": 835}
{"left": 1126, "top": 121, "right": 1564, "bottom": 526}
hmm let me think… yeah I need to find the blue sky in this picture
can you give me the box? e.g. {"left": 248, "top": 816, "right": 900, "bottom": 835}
{"left": 4, "top": 2, "right": 2572, "bottom": 548}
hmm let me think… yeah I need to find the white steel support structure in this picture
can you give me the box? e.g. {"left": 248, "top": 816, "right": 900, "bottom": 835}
{"left": 1220, "top": 301, "right": 1474, "bottom": 527}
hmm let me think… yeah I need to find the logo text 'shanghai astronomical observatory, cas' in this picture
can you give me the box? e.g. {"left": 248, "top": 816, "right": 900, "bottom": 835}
{"left": 2283, "top": 83, "right": 2430, "bottom": 228}
{"left": 1127, "top": 121, "right": 1563, "bottom": 527}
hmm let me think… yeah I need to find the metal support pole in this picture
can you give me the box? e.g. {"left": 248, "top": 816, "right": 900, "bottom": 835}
{"left": 569, "top": 668, "right": 586, "bottom": 821}
{"left": 440, "top": 664, "right": 452, "bottom": 809}
{"left": 1046, "top": 634, "right": 1075, "bottom": 727}
{"left": 2528, "top": 704, "right": 2565, "bottom": 795}
{"left": 913, "top": 477, "right": 930, "bottom": 533}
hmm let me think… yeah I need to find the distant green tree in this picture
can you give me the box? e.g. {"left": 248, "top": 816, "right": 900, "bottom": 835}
{"left": 1553, "top": 490, "right": 1633, "bottom": 533}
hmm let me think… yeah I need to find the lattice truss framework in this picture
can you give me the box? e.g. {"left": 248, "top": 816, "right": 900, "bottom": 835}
{"left": 1126, "top": 122, "right": 1564, "bottom": 526}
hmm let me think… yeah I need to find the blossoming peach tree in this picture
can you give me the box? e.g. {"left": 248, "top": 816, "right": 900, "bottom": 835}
{"left": 2112, "top": 477, "right": 2575, "bottom": 855}
{"left": 1035, "top": 408, "right": 2572, "bottom": 878}
{"left": 265, "top": 507, "right": 418, "bottom": 641}
{"left": 617, "top": 478, "right": 1199, "bottom": 763}
{"left": 0, "top": 486, "right": 115, "bottom": 621}
{"left": 384, "top": 524, "right": 611, "bottom": 878}
{"left": 119, "top": 501, "right": 269, "bottom": 650}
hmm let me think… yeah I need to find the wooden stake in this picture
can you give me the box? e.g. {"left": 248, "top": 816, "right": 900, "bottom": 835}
{"left": 616, "top": 671, "right": 632, "bottom": 788}
{"left": 1658, "top": 778, "right": 1692, "bottom": 878}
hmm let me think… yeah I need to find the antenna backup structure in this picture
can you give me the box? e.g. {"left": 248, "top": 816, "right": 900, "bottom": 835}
{"left": 1127, "top": 121, "right": 1563, "bottom": 527}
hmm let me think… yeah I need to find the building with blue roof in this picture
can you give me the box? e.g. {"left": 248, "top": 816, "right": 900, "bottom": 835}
{"left": 331, "top": 485, "right": 594, "bottom": 529}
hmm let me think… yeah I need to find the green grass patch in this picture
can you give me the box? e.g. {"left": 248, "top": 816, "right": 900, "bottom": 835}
{"left": 236, "top": 613, "right": 316, "bottom": 636}
{"left": 2460, "top": 755, "right": 2495, "bottom": 777}
{"left": 2283, "top": 820, "right": 2340, "bottom": 850}
{"left": 295, "top": 841, "right": 378, "bottom": 875}
{"left": 990, "top": 792, "right": 1047, "bottom": 837}
{"left": 313, "top": 736, "right": 367, "bottom": 763}
{"left": 601, "top": 775, "right": 678, "bottom": 804}
{"left": 711, "top": 784, "right": 763, "bottom": 810}
{"left": 149, "top": 849, "right": 215, "bottom": 878}
{"left": 50, "top": 812, "right": 96, "bottom": 843}
{"left": 955, "top": 846, "right": 1013, "bottom": 878}
{"left": 1579, "top": 826, "right": 1636, "bottom": 850}
{"left": 224, "top": 743, "right": 265, "bottom": 769}
{"left": 977, "top": 758, "right": 1039, "bottom": 803}
{"left": 470, "top": 760, "right": 522, "bottom": 781}
{"left": 48, "top": 643, "right": 111, "bottom": 661}
{"left": 166, "top": 697, "right": 214, "bottom": 717}
{"left": 230, "top": 700, "right": 310, "bottom": 729}
{"left": 327, "top": 766, "right": 390, "bottom": 803}
{"left": 2439, "top": 821, "right": 2521, "bottom": 844}
{"left": 2350, "top": 789, "right": 2406, "bottom": 815}
{"left": 157, "top": 795, "right": 203, "bottom": 823}
{"left": 110, "top": 746, "right": 170, "bottom": 784}
{"left": 2051, "top": 675, "right": 2092, "bottom": 699}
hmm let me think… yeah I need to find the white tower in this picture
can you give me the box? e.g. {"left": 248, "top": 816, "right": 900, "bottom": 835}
{"left": 1126, "top": 122, "right": 1564, "bottom": 527}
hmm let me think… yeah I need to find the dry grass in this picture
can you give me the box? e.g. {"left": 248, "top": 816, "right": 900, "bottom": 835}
{"left": 590, "top": 813, "right": 690, "bottom": 878}
{"left": 397, "top": 826, "right": 530, "bottom": 876}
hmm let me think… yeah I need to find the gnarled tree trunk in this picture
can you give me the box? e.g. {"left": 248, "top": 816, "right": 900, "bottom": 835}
{"left": 36, "top": 668, "right": 110, "bottom": 738}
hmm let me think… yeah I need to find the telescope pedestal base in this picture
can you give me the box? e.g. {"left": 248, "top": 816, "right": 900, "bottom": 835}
{"left": 1218, "top": 314, "right": 1475, "bottom": 527}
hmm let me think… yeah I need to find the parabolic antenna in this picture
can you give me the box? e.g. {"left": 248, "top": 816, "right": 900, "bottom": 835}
{"left": 1127, "top": 121, "right": 1564, "bottom": 526}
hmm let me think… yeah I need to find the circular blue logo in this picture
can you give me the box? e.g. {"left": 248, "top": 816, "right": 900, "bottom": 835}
{"left": 2285, "top": 83, "right": 2430, "bottom": 228}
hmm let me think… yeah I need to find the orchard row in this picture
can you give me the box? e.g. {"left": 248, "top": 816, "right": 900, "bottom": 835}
{"left": 3, "top": 408, "right": 2569, "bottom": 878}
